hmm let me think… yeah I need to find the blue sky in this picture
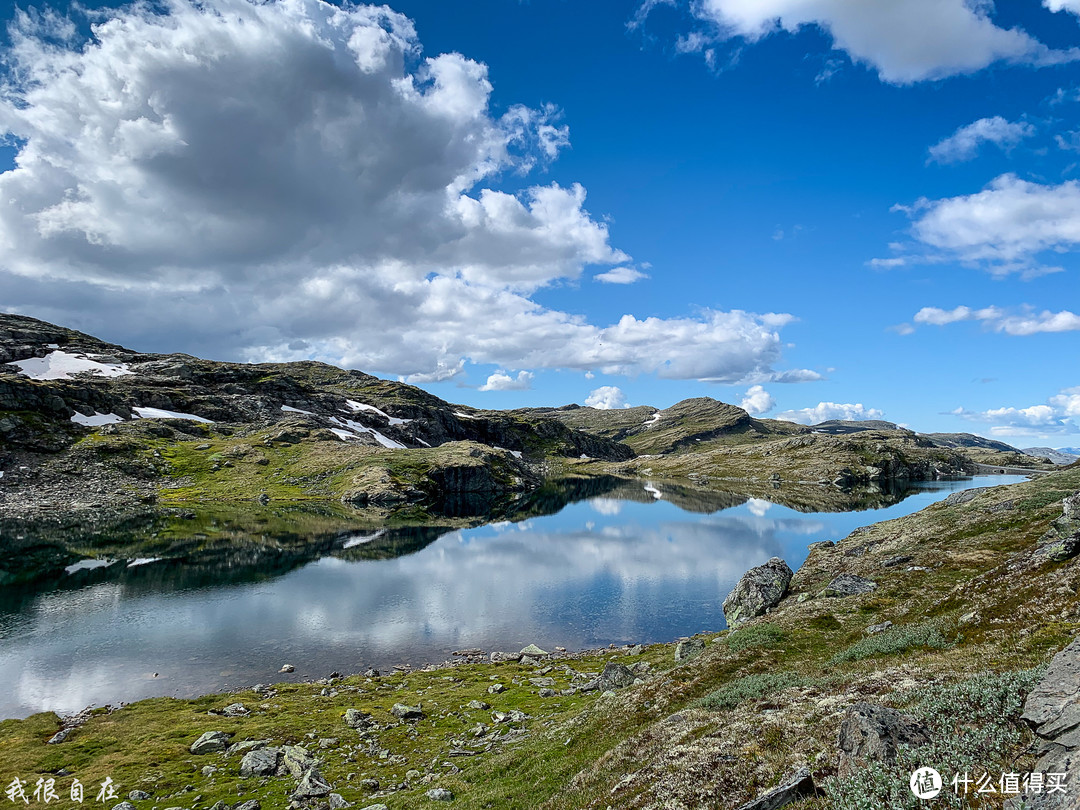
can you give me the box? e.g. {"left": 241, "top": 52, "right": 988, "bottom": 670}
{"left": 1, "top": 0, "right": 1079, "bottom": 447}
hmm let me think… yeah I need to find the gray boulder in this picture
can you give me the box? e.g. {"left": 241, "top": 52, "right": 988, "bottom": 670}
{"left": 189, "top": 731, "right": 231, "bottom": 755}
{"left": 519, "top": 644, "right": 548, "bottom": 657}
{"left": 675, "top": 638, "right": 705, "bottom": 662}
{"left": 239, "top": 747, "right": 280, "bottom": 777}
{"left": 723, "top": 557, "right": 793, "bottom": 625}
{"left": 234, "top": 802, "right": 261, "bottom": 810}
{"left": 837, "top": 703, "right": 931, "bottom": 777}
{"left": 735, "top": 767, "right": 816, "bottom": 810}
{"left": 292, "top": 767, "right": 333, "bottom": 799}
{"left": 111, "top": 803, "right": 137, "bottom": 810}
{"left": 822, "top": 573, "right": 877, "bottom": 598}
{"left": 343, "top": 708, "right": 373, "bottom": 729}
{"left": 490, "top": 651, "right": 522, "bottom": 663}
{"left": 426, "top": 787, "right": 454, "bottom": 801}
{"left": 1034, "top": 493, "right": 1080, "bottom": 563}
{"left": 597, "top": 662, "right": 635, "bottom": 691}
{"left": 281, "top": 745, "right": 318, "bottom": 777}
{"left": 391, "top": 703, "right": 424, "bottom": 720}
{"left": 1010, "top": 635, "right": 1080, "bottom": 809}
{"left": 328, "top": 794, "right": 352, "bottom": 809}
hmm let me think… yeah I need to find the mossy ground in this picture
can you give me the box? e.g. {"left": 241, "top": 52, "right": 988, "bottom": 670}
{"left": 2, "top": 469, "right": 1078, "bottom": 809}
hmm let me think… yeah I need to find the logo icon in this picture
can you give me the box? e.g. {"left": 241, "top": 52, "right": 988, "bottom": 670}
{"left": 910, "top": 767, "right": 943, "bottom": 799}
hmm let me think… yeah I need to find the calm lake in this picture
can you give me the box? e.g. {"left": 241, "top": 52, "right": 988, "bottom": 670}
{"left": 0, "top": 475, "right": 1028, "bottom": 720}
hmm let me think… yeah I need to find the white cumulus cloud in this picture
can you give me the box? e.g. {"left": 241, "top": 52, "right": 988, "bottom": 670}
{"left": 479, "top": 370, "right": 534, "bottom": 391}
{"left": 912, "top": 306, "right": 1080, "bottom": 335}
{"left": 952, "top": 387, "right": 1080, "bottom": 435}
{"left": 776, "top": 402, "right": 885, "bottom": 425}
{"left": 585, "top": 386, "right": 629, "bottom": 410}
{"left": 740, "top": 385, "right": 775, "bottom": 415}
{"left": 650, "top": 0, "right": 1074, "bottom": 84}
{"left": 884, "top": 174, "right": 1080, "bottom": 274}
{"left": 594, "top": 267, "right": 649, "bottom": 284}
{"left": 0, "top": 0, "right": 815, "bottom": 387}
{"left": 928, "top": 116, "right": 1035, "bottom": 164}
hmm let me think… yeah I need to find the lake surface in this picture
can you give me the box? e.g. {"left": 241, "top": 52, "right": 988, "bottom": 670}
{"left": 0, "top": 475, "right": 1028, "bottom": 719}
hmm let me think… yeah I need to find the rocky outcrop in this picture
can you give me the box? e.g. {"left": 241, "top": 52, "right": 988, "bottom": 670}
{"left": 1012, "top": 636, "right": 1080, "bottom": 809}
{"left": 723, "top": 557, "right": 793, "bottom": 626}
{"left": 837, "top": 703, "right": 931, "bottom": 777}
{"left": 822, "top": 574, "right": 878, "bottom": 598}
{"left": 735, "top": 767, "right": 817, "bottom": 810}
{"left": 1034, "top": 492, "right": 1080, "bottom": 563}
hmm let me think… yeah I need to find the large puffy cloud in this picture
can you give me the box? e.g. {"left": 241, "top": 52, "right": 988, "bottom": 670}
{"left": 585, "top": 386, "right": 629, "bottom": 410}
{"left": 740, "top": 384, "right": 775, "bottom": 415}
{"left": 0, "top": 0, "right": 813, "bottom": 385}
{"left": 952, "top": 387, "right": 1080, "bottom": 435}
{"left": 911, "top": 305, "right": 1080, "bottom": 335}
{"left": 882, "top": 174, "right": 1080, "bottom": 274}
{"left": 655, "top": 0, "right": 1072, "bottom": 84}
{"left": 927, "top": 116, "right": 1034, "bottom": 164}
{"left": 776, "top": 401, "right": 885, "bottom": 425}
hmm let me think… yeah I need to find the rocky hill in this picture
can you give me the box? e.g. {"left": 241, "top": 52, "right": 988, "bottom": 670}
{"left": 1024, "top": 446, "right": 1080, "bottom": 465}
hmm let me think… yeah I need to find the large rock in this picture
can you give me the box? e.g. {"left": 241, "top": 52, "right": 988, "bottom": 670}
{"left": 735, "top": 767, "right": 816, "bottom": 810}
{"left": 239, "top": 747, "right": 280, "bottom": 777}
{"left": 292, "top": 767, "right": 333, "bottom": 799}
{"left": 1010, "top": 636, "right": 1080, "bottom": 809}
{"left": 675, "top": 638, "right": 705, "bottom": 663}
{"left": 281, "top": 745, "right": 318, "bottom": 778}
{"left": 597, "top": 661, "right": 636, "bottom": 691}
{"left": 1034, "top": 492, "right": 1080, "bottom": 563}
{"left": 837, "top": 703, "right": 931, "bottom": 777}
{"left": 723, "top": 557, "right": 793, "bottom": 625}
{"left": 189, "top": 731, "right": 231, "bottom": 755}
{"left": 343, "top": 709, "right": 373, "bottom": 729}
{"left": 822, "top": 573, "right": 877, "bottom": 598}
{"left": 391, "top": 703, "right": 425, "bottom": 720}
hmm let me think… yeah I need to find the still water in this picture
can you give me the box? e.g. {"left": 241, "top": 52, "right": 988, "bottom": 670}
{"left": 0, "top": 475, "right": 1028, "bottom": 719}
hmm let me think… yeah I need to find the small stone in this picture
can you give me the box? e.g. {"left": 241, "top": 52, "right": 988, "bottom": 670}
{"left": 489, "top": 651, "right": 522, "bottom": 663}
{"left": 487, "top": 683, "right": 506, "bottom": 694}
{"left": 189, "top": 731, "right": 231, "bottom": 755}
{"left": 279, "top": 664, "right": 295, "bottom": 673}
{"left": 234, "top": 802, "right": 261, "bottom": 810}
{"left": 735, "top": 767, "right": 816, "bottom": 810}
{"left": 128, "top": 791, "right": 151, "bottom": 801}
{"left": 222, "top": 702, "right": 248, "bottom": 717}
{"left": 882, "top": 555, "right": 913, "bottom": 568}
{"left": 47, "top": 728, "right": 73, "bottom": 745}
{"left": 674, "top": 638, "right": 705, "bottom": 663}
{"left": 328, "top": 794, "right": 352, "bottom": 809}
{"left": 281, "top": 745, "right": 318, "bottom": 777}
{"left": 390, "top": 703, "right": 424, "bottom": 720}
{"left": 466, "top": 700, "right": 491, "bottom": 710}
{"left": 359, "top": 779, "right": 380, "bottom": 791}
{"left": 539, "top": 689, "right": 557, "bottom": 698}
{"left": 625, "top": 644, "right": 643, "bottom": 656}
{"left": 425, "top": 787, "right": 454, "bottom": 801}
{"left": 319, "top": 738, "right": 339, "bottom": 749}
{"left": 519, "top": 644, "right": 548, "bottom": 657}
{"left": 359, "top": 805, "right": 389, "bottom": 810}
{"left": 111, "top": 803, "right": 136, "bottom": 810}
{"left": 406, "top": 770, "right": 422, "bottom": 781}
{"left": 529, "top": 677, "right": 555, "bottom": 688}
{"left": 865, "top": 621, "right": 893, "bottom": 635}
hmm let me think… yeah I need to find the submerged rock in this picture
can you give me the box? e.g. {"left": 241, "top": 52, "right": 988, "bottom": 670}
{"left": 723, "top": 557, "right": 793, "bottom": 625}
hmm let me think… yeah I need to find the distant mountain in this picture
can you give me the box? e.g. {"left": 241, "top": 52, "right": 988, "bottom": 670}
{"left": 919, "top": 433, "right": 1022, "bottom": 453}
{"left": 812, "top": 419, "right": 907, "bottom": 435}
{"left": 1023, "top": 447, "right": 1080, "bottom": 466}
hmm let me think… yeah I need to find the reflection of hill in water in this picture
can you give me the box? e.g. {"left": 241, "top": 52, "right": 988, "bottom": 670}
{"left": 0, "top": 474, "right": 922, "bottom": 611}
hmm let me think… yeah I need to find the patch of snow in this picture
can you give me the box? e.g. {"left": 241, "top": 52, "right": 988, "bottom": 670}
{"left": 71, "top": 411, "right": 124, "bottom": 427}
{"left": 579, "top": 454, "right": 591, "bottom": 460}
{"left": 416, "top": 438, "right": 431, "bottom": 447}
{"left": 454, "top": 411, "right": 479, "bottom": 419}
{"left": 330, "top": 416, "right": 406, "bottom": 449}
{"left": 345, "top": 400, "right": 412, "bottom": 425}
{"left": 495, "top": 446, "right": 523, "bottom": 459}
{"left": 329, "top": 428, "right": 356, "bottom": 441}
{"left": 281, "top": 405, "right": 313, "bottom": 415}
{"left": 64, "top": 558, "right": 117, "bottom": 575}
{"left": 0, "top": 471, "right": 4, "bottom": 480}
{"left": 342, "top": 529, "right": 386, "bottom": 549}
{"left": 644, "top": 412, "right": 662, "bottom": 426}
{"left": 7, "top": 350, "right": 132, "bottom": 380}
{"left": 133, "top": 406, "right": 213, "bottom": 423}
{"left": 643, "top": 482, "right": 663, "bottom": 500}
{"left": 127, "top": 557, "right": 161, "bottom": 567}
{"left": 45, "top": 343, "right": 59, "bottom": 349}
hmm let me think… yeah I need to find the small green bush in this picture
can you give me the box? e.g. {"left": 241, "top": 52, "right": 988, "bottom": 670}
{"left": 726, "top": 623, "right": 786, "bottom": 651}
{"left": 829, "top": 621, "right": 950, "bottom": 664}
{"left": 823, "top": 668, "right": 1045, "bottom": 810}
{"left": 696, "top": 671, "right": 802, "bottom": 710}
